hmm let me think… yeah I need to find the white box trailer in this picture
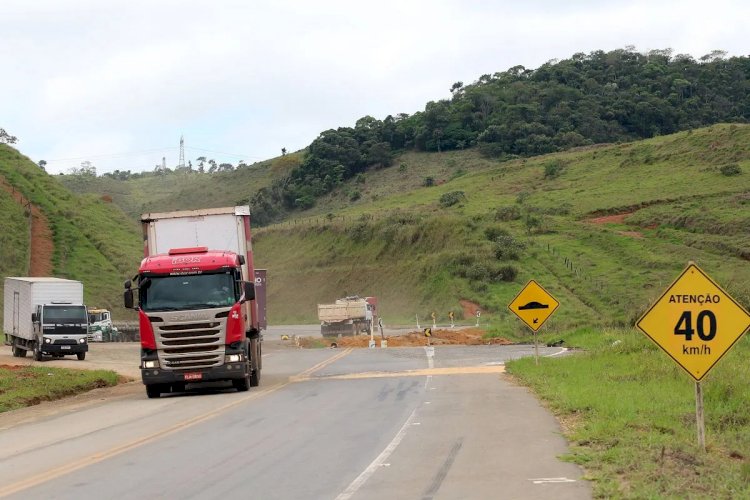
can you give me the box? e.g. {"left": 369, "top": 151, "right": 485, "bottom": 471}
{"left": 3, "top": 277, "right": 89, "bottom": 361}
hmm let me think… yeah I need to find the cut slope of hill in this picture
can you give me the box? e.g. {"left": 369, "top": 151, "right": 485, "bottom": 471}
{"left": 0, "top": 145, "right": 142, "bottom": 321}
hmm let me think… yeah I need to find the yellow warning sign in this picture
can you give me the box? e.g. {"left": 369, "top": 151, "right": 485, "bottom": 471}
{"left": 637, "top": 263, "right": 750, "bottom": 381}
{"left": 508, "top": 280, "right": 560, "bottom": 332}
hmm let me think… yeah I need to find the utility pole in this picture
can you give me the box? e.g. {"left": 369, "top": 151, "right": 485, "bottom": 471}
{"left": 178, "top": 135, "right": 185, "bottom": 169}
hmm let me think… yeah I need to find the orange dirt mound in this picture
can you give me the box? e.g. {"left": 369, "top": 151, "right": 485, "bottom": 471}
{"left": 316, "top": 328, "right": 512, "bottom": 348}
{"left": 587, "top": 213, "right": 632, "bottom": 224}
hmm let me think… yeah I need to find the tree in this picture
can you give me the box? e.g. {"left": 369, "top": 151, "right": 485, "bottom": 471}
{"left": 281, "top": 147, "right": 287, "bottom": 156}
{"left": 38, "top": 160, "right": 47, "bottom": 171}
{"left": 0, "top": 128, "right": 18, "bottom": 144}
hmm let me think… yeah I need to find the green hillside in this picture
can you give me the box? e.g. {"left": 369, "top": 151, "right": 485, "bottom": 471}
{"left": 0, "top": 145, "right": 142, "bottom": 323}
{"left": 253, "top": 124, "right": 750, "bottom": 330}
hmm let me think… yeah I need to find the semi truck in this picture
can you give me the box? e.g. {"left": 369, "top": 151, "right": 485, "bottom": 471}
{"left": 3, "top": 277, "right": 89, "bottom": 361}
{"left": 124, "top": 206, "right": 264, "bottom": 399}
{"left": 317, "top": 296, "right": 377, "bottom": 337}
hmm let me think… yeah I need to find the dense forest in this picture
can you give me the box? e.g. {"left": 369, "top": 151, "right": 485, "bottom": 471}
{"left": 249, "top": 47, "right": 749, "bottom": 224}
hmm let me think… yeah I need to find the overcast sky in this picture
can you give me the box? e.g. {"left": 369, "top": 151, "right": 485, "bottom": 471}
{"left": 2, "top": 0, "right": 747, "bottom": 174}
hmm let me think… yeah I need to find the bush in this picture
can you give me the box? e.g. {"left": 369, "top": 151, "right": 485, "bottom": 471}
{"left": 423, "top": 177, "right": 435, "bottom": 187}
{"left": 543, "top": 159, "right": 565, "bottom": 179}
{"left": 439, "top": 191, "right": 465, "bottom": 208}
{"left": 349, "top": 190, "right": 361, "bottom": 201}
{"left": 720, "top": 164, "right": 742, "bottom": 176}
{"left": 493, "top": 234, "right": 525, "bottom": 260}
{"left": 494, "top": 206, "right": 521, "bottom": 221}
{"left": 484, "top": 225, "right": 509, "bottom": 241}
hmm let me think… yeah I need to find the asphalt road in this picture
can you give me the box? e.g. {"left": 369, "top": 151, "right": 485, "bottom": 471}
{"left": 0, "top": 340, "right": 590, "bottom": 499}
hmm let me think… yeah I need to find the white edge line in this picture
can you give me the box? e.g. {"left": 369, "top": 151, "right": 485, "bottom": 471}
{"left": 335, "top": 408, "right": 418, "bottom": 500}
{"left": 544, "top": 347, "right": 568, "bottom": 357}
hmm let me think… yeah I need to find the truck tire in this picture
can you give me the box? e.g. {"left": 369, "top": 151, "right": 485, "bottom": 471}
{"left": 77, "top": 352, "right": 86, "bottom": 361}
{"left": 146, "top": 384, "right": 162, "bottom": 398}
{"left": 249, "top": 338, "right": 261, "bottom": 387}
{"left": 233, "top": 375, "right": 250, "bottom": 392}
{"left": 12, "top": 341, "right": 26, "bottom": 358}
{"left": 33, "top": 341, "right": 43, "bottom": 362}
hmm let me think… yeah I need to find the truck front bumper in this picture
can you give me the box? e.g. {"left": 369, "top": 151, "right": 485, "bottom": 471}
{"left": 141, "top": 362, "right": 249, "bottom": 385}
{"left": 43, "top": 344, "right": 88, "bottom": 355}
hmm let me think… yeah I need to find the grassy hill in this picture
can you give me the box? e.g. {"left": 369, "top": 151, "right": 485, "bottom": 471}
{"left": 0, "top": 145, "right": 142, "bottom": 323}
{"left": 50, "top": 124, "right": 750, "bottom": 332}
{"left": 253, "top": 124, "right": 750, "bottom": 330}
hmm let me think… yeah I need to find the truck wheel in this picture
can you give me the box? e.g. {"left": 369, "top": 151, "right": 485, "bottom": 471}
{"left": 33, "top": 341, "right": 43, "bottom": 362}
{"left": 249, "top": 338, "right": 261, "bottom": 387}
{"left": 77, "top": 352, "right": 86, "bottom": 361}
{"left": 233, "top": 374, "right": 250, "bottom": 392}
{"left": 12, "top": 342, "right": 26, "bottom": 358}
{"left": 146, "top": 385, "right": 162, "bottom": 398}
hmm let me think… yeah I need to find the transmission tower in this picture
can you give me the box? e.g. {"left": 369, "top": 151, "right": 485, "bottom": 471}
{"left": 178, "top": 135, "right": 186, "bottom": 169}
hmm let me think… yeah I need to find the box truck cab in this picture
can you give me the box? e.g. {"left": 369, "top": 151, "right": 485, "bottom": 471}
{"left": 3, "top": 277, "right": 89, "bottom": 361}
{"left": 124, "top": 206, "right": 263, "bottom": 399}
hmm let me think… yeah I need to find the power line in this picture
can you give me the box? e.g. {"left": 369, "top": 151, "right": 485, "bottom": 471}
{"left": 45, "top": 147, "right": 177, "bottom": 163}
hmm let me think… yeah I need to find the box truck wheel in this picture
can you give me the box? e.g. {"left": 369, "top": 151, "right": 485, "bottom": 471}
{"left": 33, "top": 340, "right": 43, "bottom": 362}
{"left": 12, "top": 341, "right": 26, "bottom": 358}
{"left": 77, "top": 352, "right": 86, "bottom": 361}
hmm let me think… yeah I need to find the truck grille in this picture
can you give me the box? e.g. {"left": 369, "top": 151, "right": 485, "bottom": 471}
{"left": 153, "top": 317, "right": 225, "bottom": 370}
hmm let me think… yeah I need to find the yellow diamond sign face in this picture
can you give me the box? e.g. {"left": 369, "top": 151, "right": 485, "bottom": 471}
{"left": 637, "top": 264, "right": 750, "bottom": 382}
{"left": 508, "top": 280, "right": 560, "bottom": 332}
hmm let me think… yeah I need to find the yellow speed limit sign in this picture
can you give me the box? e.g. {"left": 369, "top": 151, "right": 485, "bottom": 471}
{"left": 637, "top": 263, "right": 750, "bottom": 381}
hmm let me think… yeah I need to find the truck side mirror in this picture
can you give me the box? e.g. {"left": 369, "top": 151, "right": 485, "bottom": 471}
{"left": 124, "top": 289, "right": 134, "bottom": 309}
{"left": 124, "top": 279, "right": 132, "bottom": 289}
{"left": 31, "top": 312, "right": 38, "bottom": 322}
{"left": 242, "top": 282, "right": 255, "bottom": 302}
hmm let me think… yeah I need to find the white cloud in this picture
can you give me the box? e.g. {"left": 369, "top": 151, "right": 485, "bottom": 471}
{"left": 1, "top": 0, "right": 748, "bottom": 173}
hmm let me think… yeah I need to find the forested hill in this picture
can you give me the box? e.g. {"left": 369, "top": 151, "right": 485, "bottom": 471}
{"left": 249, "top": 48, "right": 749, "bottom": 224}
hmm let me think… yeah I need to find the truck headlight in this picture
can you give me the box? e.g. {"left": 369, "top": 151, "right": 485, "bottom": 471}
{"left": 143, "top": 360, "right": 160, "bottom": 369}
{"left": 44, "top": 338, "right": 51, "bottom": 344}
{"left": 79, "top": 338, "right": 87, "bottom": 344}
{"left": 225, "top": 354, "right": 241, "bottom": 363}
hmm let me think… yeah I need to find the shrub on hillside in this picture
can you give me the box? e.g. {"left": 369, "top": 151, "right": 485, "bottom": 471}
{"left": 494, "top": 205, "right": 521, "bottom": 221}
{"left": 720, "top": 163, "right": 742, "bottom": 176}
{"left": 439, "top": 191, "right": 465, "bottom": 208}
{"left": 493, "top": 234, "right": 525, "bottom": 260}
{"left": 423, "top": 176, "right": 435, "bottom": 187}
{"left": 484, "top": 225, "right": 509, "bottom": 241}
{"left": 543, "top": 159, "right": 565, "bottom": 179}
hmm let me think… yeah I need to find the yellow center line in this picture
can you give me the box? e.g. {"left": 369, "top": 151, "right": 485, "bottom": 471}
{"left": 293, "top": 365, "right": 506, "bottom": 381}
{"left": 0, "top": 348, "right": 353, "bottom": 498}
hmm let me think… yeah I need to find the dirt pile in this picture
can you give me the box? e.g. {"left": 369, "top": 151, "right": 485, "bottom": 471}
{"left": 299, "top": 328, "right": 513, "bottom": 348}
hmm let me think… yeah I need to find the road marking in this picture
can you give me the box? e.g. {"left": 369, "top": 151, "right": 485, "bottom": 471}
{"left": 0, "top": 349, "right": 352, "bottom": 498}
{"left": 293, "top": 365, "right": 505, "bottom": 382}
{"left": 290, "top": 348, "right": 353, "bottom": 381}
{"left": 529, "top": 477, "right": 577, "bottom": 484}
{"left": 544, "top": 347, "right": 568, "bottom": 357}
{"left": 335, "top": 408, "right": 419, "bottom": 500}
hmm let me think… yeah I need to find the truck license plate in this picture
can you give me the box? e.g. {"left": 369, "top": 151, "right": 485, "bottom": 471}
{"left": 61, "top": 346, "right": 71, "bottom": 350}
{"left": 183, "top": 372, "right": 203, "bottom": 381}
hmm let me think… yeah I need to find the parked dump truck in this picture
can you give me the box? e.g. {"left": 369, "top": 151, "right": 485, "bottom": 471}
{"left": 124, "top": 206, "right": 265, "bottom": 399}
{"left": 3, "top": 277, "right": 89, "bottom": 361}
{"left": 317, "top": 296, "right": 377, "bottom": 337}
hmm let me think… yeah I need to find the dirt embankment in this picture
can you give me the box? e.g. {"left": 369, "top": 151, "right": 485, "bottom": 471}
{"left": 300, "top": 328, "right": 513, "bottom": 348}
{"left": 0, "top": 176, "right": 54, "bottom": 275}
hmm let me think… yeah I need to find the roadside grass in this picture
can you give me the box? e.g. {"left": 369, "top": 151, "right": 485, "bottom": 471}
{"left": 0, "top": 366, "right": 120, "bottom": 413}
{"left": 506, "top": 329, "right": 750, "bottom": 498}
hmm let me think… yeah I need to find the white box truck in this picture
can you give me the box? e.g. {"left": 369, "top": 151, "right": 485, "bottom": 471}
{"left": 124, "top": 206, "right": 264, "bottom": 398}
{"left": 3, "top": 277, "right": 89, "bottom": 361}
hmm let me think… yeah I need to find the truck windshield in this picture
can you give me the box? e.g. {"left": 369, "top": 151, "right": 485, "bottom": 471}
{"left": 140, "top": 272, "right": 237, "bottom": 312}
{"left": 43, "top": 306, "right": 87, "bottom": 325}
